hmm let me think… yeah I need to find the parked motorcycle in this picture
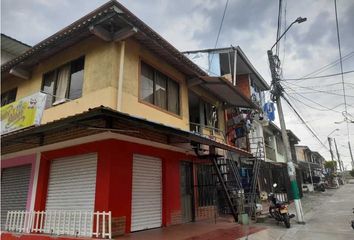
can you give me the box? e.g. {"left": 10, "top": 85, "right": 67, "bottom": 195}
{"left": 268, "top": 183, "right": 295, "bottom": 228}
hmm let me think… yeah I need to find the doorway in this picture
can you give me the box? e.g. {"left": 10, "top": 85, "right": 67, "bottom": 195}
{"left": 180, "top": 161, "right": 194, "bottom": 223}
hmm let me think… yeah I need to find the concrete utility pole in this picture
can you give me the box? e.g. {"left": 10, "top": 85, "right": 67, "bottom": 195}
{"left": 267, "top": 16, "right": 307, "bottom": 224}
{"left": 349, "top": 141, "right": 354, "bottom": 169}
{"left": 333, "top": 138, "right": 343, "bottom": 172}
{"left": 328, "top": 137, "right": 335, "bottom": 161}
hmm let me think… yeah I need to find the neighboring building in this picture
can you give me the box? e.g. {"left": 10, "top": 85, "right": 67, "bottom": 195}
{"left": 261, "top": 122, "right": 302, "bottom": 200}
{"left": 296, "top": 146, "right": 325, "bottom": 185}
{"left": 1, "top": 34, "right": 31, "bottom": 64}
{"left": 1, "top": 1, "right": 260, "bottom": 238}
{"left": 184, "top": 46, "right": 272, "bottom": 204}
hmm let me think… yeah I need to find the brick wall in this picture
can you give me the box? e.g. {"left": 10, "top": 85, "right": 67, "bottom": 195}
{"left": 236, "top": 74, "right": 251, "bottom": 98}
{"left": 111, "top": 216, "right": 126, "bottom": 237}
{"left": 195, "top": 206, "right": 218, "bottom": 221}
{"left": 169, "top": 210, "right": 182, "bottom": 226}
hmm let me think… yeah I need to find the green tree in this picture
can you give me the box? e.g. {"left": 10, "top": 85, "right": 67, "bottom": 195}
{"left": 350, "top": 169, "right": 354, "bottom": 177}
{"left": 324, "top": 161, "right": 337, "bottom": 172}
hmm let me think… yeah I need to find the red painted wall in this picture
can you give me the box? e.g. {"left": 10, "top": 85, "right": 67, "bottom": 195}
{"left": 33, "top": 138, "right": 194, "bottom": 233}
{"left": 237, "top": 74, "right": 251, "bottom": 98}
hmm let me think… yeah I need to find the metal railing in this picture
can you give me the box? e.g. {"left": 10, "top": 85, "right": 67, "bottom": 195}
{"left": 5, "top": 210, "right": 112, "bottom": 239}
{"left": 189, "top": 122, "right": 226, "bottom": 142}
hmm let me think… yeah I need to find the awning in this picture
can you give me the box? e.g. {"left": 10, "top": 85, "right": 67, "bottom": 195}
{"left": 298, "top": 161, "right": 322, "bottom": 170}
{"left": 1, "top": 106, "right": 252, "bottom": 157}
{"left": 199, "top": 76, "right": 257, "bottom": 109}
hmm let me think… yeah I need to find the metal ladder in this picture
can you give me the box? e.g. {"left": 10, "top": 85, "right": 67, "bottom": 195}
{"left": 247, "top": 140, "right": 265, "bottom": 218}
{"left": 211, "top": 151, "right": 244, "bottom": 222}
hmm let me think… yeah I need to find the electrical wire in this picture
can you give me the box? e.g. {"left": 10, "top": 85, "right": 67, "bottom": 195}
{"left": 286, "top": 93, "right": 347, "bottom": 112}
{"left": 287, "top": 51, "right": 354, "bottom": 83}
{"left": 281, "top": 92, "right": 330, "bottom": 151}
{"left": 275, "top": 0, "right": 283, "bottom": 57}
{"left": 208, "top": 0, "right": 229, "bottom": 71}
{"left": 282, "top": 70, "right": 354, "bottom": 81}
{"left": 282, "top": 81, "right": 354, "bottom": 89}
{"left": 334, "top": 0, "right": 351, "bottom": 144}
{"left": 282, "top": 81, "right": 354, "bottom": 98}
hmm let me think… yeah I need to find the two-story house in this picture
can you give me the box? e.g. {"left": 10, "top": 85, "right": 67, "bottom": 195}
{"left": 296, "top": 146, "right": 325, "bottom": 188}
{"left": 261, "top": 122, "right": 302, "bottom": 200}
{"left": 1, "top": 1, "right": 258, "bottom": 239}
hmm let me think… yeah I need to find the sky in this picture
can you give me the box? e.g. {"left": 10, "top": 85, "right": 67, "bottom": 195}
{"left": 1, "top": 0, "right": 354, "bottom": 169}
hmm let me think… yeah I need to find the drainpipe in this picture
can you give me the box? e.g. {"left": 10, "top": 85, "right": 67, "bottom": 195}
{"left": 117, "top": 41, "right": 126, "bottom": 111}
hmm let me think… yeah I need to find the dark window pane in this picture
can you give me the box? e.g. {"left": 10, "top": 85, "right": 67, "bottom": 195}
{"left": 69, "top": 57, "right": 85, "bottom": 100}
{"left": 1, "top": 88, "right": 17, "bottom": 106}
{"left": 140, "top": 62, "right": 154, "bottom": 104}
{"left": 167, "top": 79, "right": 179, "bottom": 114}
{"left": 155, "top": 72, "right": 167, "bottom": 109}
{"left": 42, "top": 71, "right": 56, "bottom": 108}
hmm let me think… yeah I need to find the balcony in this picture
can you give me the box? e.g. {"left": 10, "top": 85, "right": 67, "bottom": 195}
{"left": 189, "top": 122, "right": 226, "bottom": 143}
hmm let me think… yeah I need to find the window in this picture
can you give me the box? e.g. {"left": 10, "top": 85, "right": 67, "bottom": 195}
{"left": 1, "top": 88, "right": 17, "bottom": 106}
{"left": 41, "top": 57, "right": 85, "bottom": 108}
{"left": 196, "top": 164, "right": 216, "bottom": 206}
{"left": 204, "top": 101, "right": 218, "bottom": 129}
{"left": 140, "top": 62, "right": 180, "bottom": 115}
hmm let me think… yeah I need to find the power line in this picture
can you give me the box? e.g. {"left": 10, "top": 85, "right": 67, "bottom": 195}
{"left": 208, "top": 0, "right": 229, "bottom": 71}
{"left": 281, "top": 92, "right": 330, "bottom": 151}
{"left": 283, "top": 83, "right": 345, "bottom": 113}
{"left": 288, "top": 51, "right": 354, "bottom": 83}
{"left": 286, "top": 93, "right": 347, "bottom": 112}
{"left": 334, "top": 0, "right": 350, "bottom": 143}
{"left": 282, "top": 81, "right": 354, "bottom": 98}
{"left": 282, "top": 81, "right": 354, "bottom": 89}
{"left": 282, "top": 70, "right": 354, "bottom": 81}
{"left": 276, "top": 0, "right": 283, "bottom": 56}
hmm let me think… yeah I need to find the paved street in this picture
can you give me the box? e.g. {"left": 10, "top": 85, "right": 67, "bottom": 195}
{"left": 242, "top": 180, "right": 354, "bottom": 240}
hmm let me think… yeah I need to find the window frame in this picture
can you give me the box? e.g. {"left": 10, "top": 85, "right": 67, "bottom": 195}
{"left": 41, "top": 56, "right": 85, "bottom": 108}
{"left": 139, "top": 60, "right": 182, "bottom": 117}
{"left": 1, "top": 88, "right": 17, "bottom": 107}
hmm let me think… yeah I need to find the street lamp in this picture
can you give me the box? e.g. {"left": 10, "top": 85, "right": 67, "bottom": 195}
{"left": 270, "top": 17, "right": 307, "bottom": 51}
{"left": 267, "top": 16, "right": 307, "bottom": 224}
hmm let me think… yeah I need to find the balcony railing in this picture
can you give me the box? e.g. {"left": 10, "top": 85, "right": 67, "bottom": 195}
{"left": 5, "top": 210, "right": 111, "bottom": 239}
{"left": 189, "top": 122, "right": 226, "bottom": 143}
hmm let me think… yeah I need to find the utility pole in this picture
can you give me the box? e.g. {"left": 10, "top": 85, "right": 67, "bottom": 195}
{"left": 349, "top": 141, "right": 354, "bottom": 169}
{"left": 267, "top": 16, "right": 307, "bottom": 224}
{"left": 328, "top": 137, "right": 335, "bottom": 161}
{"left": 333, "top": 138, "right": 343, "bottom": 172}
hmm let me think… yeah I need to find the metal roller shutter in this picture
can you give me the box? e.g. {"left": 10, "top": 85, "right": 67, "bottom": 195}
{"left": 44, "top": 153, "right": 97, "bottom": 236}
{"left": 45, "top": 153, "right": 97, "bottom": 211}
{"left": 1, "top": 164, "right": 32, "bottom": 230}
{"left": 131, "top": 154, "right": 162, "bottom": 232}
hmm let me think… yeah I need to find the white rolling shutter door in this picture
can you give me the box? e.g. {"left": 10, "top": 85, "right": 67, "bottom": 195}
{"left": 131, "top": 155, "right": 162, "bottom": 232}
{"left": 1, "top": 164, "right": 31, "bottom": 230}
{"left": 44, "top": 153, "right": 97, "bottom": 236}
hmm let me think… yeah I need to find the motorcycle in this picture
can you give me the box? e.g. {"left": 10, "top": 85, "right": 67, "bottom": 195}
{"left": 268, "top": 183, "right": 295, "bottom": 228}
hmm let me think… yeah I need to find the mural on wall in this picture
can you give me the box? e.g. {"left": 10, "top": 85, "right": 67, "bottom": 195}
{"left": 1, "top": 92, "right": 47, "bottom": 134}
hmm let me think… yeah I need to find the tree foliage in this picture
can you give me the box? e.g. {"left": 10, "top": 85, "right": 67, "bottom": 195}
{"left": 324, "top": 161, "right": 337, "bottom": 172}
{"left": 350, "top": 169, "right": 354, "bottom": 177}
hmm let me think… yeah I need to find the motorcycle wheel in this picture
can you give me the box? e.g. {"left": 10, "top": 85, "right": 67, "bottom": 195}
{"left": 283, "top": 214, "right": 291, "bottom": 228}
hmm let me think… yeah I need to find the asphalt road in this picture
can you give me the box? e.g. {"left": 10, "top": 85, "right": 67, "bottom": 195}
{"left": 242, "top": 179, "right": 354, "bottom": 240}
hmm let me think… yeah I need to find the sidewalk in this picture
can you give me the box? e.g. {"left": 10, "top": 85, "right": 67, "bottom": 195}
{"left": 240, "top": 182, "right": 354, "bottom": 240}
{"left": 116, "top": 217, "right": 265, "bottom": 240}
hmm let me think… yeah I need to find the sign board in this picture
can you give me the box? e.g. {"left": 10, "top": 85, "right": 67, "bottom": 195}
{"left": 1, "top": 92, "right": 47, "bottom": 135}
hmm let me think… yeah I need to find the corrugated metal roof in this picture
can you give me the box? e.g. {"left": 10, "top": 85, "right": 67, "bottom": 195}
{"left": 1, "top": 34, "right": 31, "bottom": 62}
{"left": 1, "top": 106, "right": 251, "bottom": 156}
